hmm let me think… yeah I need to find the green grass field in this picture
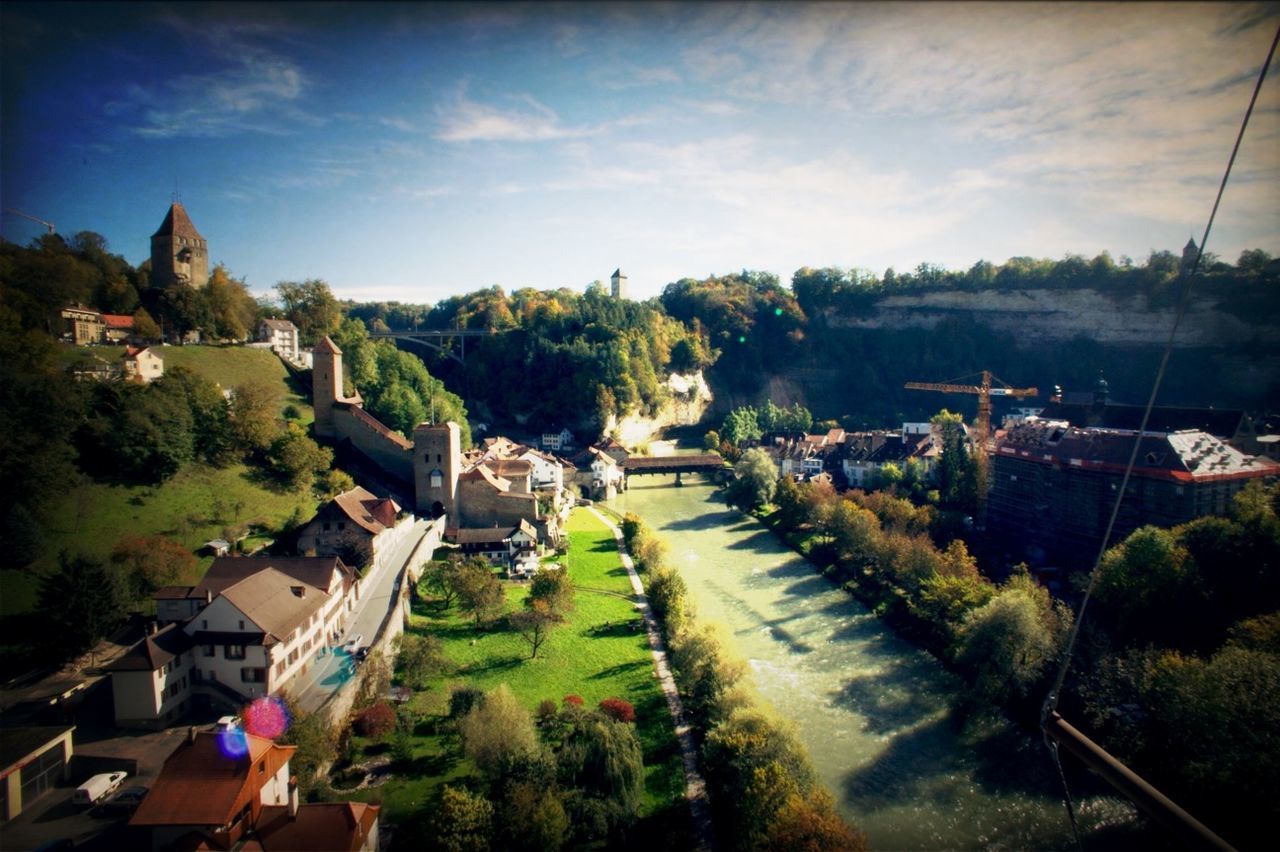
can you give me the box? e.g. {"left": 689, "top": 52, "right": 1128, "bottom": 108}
{"left": 341, "top": 508, "right": 685, "bottom": 829}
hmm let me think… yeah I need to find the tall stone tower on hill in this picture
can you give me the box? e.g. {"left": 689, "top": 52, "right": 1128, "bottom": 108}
{"left": 312, "top": 335, "right": 360, "bottom": 438}
{"left": 151, "top": 202, "right": 209, "bottom": 288}
{"left": 611, "top": 268, "right": 627, "bottom": 300}
{"left": 415, "top": 422, "right": 460, "bottom": 520}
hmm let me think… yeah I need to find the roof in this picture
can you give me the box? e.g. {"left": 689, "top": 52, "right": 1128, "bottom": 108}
{"left": 1036, "top": 401, "right": 1246, "bottom": 440}
{"left": 485, "top": 458, "right": 533, "bottom": 479}
{"left": 102, "top": 314, "right": 135, "bottom": 329}
{"left": 130, "top": 732, "right": 294, "bottom": 827}
{"left": 105, "top": 623, "right": 194, "bottom": 673}
{"left": 197, "top": 557, "right": 351, "bottom": 601}
{"left": 326, "top": 486, "right": 400, "bottom": 536}
{"left": 152, "top": 202, "right": 205, "bottom": 241}
{"left": 0, "top": 725, "right": 74, "bottom": 772}
{"left": 612, "top": 268, "right": 625, "bottom": 278}
{"left": 995, "top": 422, "right": 1276, "bottom": 483}
{"left": 459, "top": 463, "right": 510, "bottom": 491}
{"left": 254, "top": 802, "right": 380, "bottom": 852}
{"left": 312, "top": 336, "right": 342, "bottom": 355}
{"left": 218, "top": 568, "right": 330, "bottom": 643}
{"left": 260, "top": 318, "right": 298, "bottom": 332}
{"left": 451, "top": 527, "right": 514, "bottom": 545}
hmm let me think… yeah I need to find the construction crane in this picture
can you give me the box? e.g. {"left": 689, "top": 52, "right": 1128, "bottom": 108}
{"left": 3, "top": 207, "right": 56, "bottom": 234}
{"left": 904, "top": 370, "right": 1038, "bottom": 450}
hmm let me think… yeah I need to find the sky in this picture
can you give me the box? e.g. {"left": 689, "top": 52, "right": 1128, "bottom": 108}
{"left": 2, "top": 1, "right": 1278, "bottom": 304}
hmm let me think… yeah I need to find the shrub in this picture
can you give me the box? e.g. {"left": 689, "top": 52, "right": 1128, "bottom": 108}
{"left": 563, "top": 694, "right": 584, "bottom": 707}
{"left": 354, "top": 702, "right": 396, "bottom": 738}
{"left": 536, "top": 699, "right": 559, "bottom": 724}
{"left": 449, "top": 685, "right": 485, "bottom": 719}
{"left": 598, "top": 697, "right": 636, "bottom": 724}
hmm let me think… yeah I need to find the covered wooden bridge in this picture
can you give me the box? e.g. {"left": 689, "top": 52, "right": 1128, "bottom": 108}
{"left": 622, "top": 454, "right": 732, "bottom": 486}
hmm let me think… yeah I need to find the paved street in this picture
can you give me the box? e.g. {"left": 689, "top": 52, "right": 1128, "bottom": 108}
{"left": 290, "top": 518, "right": 433, "bottom": 712}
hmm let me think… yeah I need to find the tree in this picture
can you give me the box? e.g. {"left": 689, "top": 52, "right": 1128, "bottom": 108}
{"left": 422, "top": 555, "right": 464, "bottom": 609}
{"left": 726, "top": 447, "right": 778, "bottom": 511}
{"left": 1093, "top": 525, "right": 1205, "bottom": 650}
{"left": 510, "top": 599, "right": 561, "bottom": 659}
{"left": 37, "top": 553, "right": 124, "bottom": 662}
{"left": 931, "top": 409, "right": 979, "bottom": 511}
{"left": 397, "top": 633, "right": 451, "bottom": 688}
{"left": 268, "top": 423, "right": 334, "bottom": 491}
{"left": 495, "top": 782, "right": 569, "bottom": 852}
{"left": 277, "top": 695, "right": 338, "bottom": 786}
{"left": 955, "top": 573, "right": 1071, "bottom": 704}
{"left": 669, "top": 623, "right": 747, "bottom": 729}
{"left": 556, "top": 709, "right": 645, "bottom": 821}
{"left": 205, "top": 265, "right": 258, "bottom": 340}
{"left": 597, "top": 697, "right": 635, "bottom": 724}
{"left": 774, "top": 475, "right": 806, "bottom": 530}
{"left": 111, "top": 534, "right": 196, "bottom": 605}
{"left": 762, "top": 789, "right": 867, "bottom": 852}
{"left": 461, "top": 684, "right": 540, "bottom": 779}
{"left": 703, "top": 429, "right": 722, "bottom": 452}
{"left": 131, "top": 306, "right": 161, "bottom": 341}
{"left": 276, "top": 279, "right": 341, "bottom": 345}
{"left": 229, "top": 378, "right": 282, "bottom": 454}
{"left": 721, "top": 406, "right": 762, "bottom": 446}
{"left": 432, "top": 785, "right": 496, "bottom": 852}
{"left": 528, "top": 568, "right": 575, "bottom": 618}
{"left": 451, "top": 558, "right": 507, "bottom": 627}
{"left": 354, "top": 701, "right": 397, "bottom": 738}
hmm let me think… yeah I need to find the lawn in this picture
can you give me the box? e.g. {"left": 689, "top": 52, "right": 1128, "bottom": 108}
{"left": 339, "top": 508, "right": 685, "bottom": 833}
{"left": 0, "top": 463, "right": 321, "bottom": 617}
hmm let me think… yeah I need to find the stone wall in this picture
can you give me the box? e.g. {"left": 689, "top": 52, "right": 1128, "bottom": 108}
{"left": 457, "top": 479, "right": 540, "bottom": 528}
{"left": 331, "top": 406, "right": 414, "bottom": 485}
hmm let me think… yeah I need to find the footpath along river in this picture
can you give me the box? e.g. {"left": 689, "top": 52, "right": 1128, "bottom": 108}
{"left": 612, "top": 475, "right": 1141, "bottom": 850}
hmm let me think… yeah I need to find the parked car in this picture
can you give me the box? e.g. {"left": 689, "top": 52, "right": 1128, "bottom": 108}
{"left": 73, "top": 771, "right": 127, "bottom": 806}
{"left": 215, "top": 715, "right": 239, "bottom": 731}
{"left": 353, "top": 646, "right": 370, "bottom": 662}
{"left": 343, "top": 634, "right": 363, "bottom": 653}
{"left": 92, "top": 785, "right": 148, "bottom": 817}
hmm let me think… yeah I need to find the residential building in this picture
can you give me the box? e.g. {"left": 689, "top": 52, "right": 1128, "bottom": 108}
{"left": 296, "top": 486, "right": 413, "bottom": 574}
{"left": 541, "top": 427, "right": 575, "bottom": 452}
{"left": 449, "top": 519, "right": 539, "bottom": 569}
{"left": 123, "top": 345, "right": 164, "bottom": 383}
{"left": 129, "top": 729, "right": 294, "bottom": 850}
{"left": 988, "top": 421, "right": 1277, "bottom": 567}
{"left": 102, "top": 313, "right": 135, "bottom": 342}
{"left": 258, "top": 319, "right": 301, "bottom": 362}
{"left": 61, "top": 306, "right": 106, "bottom": 345}
{"left": 104, "top": 623, "right": 195, "bottom": 729}
{"left": 253, "top": 796, "right": 381, "bottom": 851}
{"left": 572, "top": 445, "right": 625, "bottom": 500}
{"left": 0, "top": 726, "right": 75, "bottom": 821}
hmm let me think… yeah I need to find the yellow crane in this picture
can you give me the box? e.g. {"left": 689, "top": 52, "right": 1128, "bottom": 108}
{"left": 904, "top": 370, "right": 1038, "bottom": 450}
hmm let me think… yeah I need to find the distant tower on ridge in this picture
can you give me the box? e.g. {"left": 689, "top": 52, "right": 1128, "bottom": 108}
{"left": 610, "top": 268, "right": 628, "bottom": 300}
{"left": 1180, "top": 236, "right": 1199, "bottom": 276}
{"left": 151, "top": 202, "right": 209, "bottom": 288}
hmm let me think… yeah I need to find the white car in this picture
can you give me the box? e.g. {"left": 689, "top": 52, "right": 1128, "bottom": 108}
{"left": 215, "top": 716, "right": 238, "bottom": 731}
{"left": 73, "top": 771, "right": 127, "bottom": 805}
{"left": 343, "top": 634, "right": 363, "bottom": 652}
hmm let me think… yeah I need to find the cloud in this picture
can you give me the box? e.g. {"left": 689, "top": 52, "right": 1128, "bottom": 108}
{"left": 435, "top": 94, "right": 598, "bottom": 142}
{"left": 110, "top": 16, "right": 314, "bottom": 138}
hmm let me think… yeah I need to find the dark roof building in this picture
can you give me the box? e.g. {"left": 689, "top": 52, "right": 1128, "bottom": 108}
{"left": 151, "top": 202, "right": 209, "bottom": 289}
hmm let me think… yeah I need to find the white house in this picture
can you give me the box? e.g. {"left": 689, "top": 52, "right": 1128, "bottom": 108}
{"left": 449, "top": 519, "right": 539, "bottom": 570}
{"left": 541, "top": 427, "right": 575, "bottom": 452}
{"left": 123, "top": 345, "right": 164, "bottom": 384}
{"left": 104, "top": 623, "right": 196, "bottom": 729}
{"left": 258, "top": 318, "right": 300, "bottom": 363}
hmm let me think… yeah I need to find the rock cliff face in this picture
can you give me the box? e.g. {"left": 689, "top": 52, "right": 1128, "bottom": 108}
{"left": 827, "top": 289, "right": 1273, "bottom": 347}
{"left": 604, "top": 370, "right": 713, "bottom": 448}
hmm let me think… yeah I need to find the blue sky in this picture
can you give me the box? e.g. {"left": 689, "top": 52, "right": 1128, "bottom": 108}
{"left": 3, "top": 1, "right": 1278, "bottom": 303}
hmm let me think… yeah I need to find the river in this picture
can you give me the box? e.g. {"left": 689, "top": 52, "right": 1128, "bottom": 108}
{"left": 612, "top": 475, "right": 1140, "bottom": 850}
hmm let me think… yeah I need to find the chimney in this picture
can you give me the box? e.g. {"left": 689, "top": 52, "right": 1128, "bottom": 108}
{"left": 187, "top": 726, "right": 197, "bottom": 745}
{"left": 288, "top": 776, "right": 299, "bottom": 819}
{"left": 147, "top": 621, "right": 159, "bottom": 636}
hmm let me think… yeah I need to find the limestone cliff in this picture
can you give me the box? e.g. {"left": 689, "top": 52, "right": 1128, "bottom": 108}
{"left": 826, "top": 288, "right": 1274, "bottom": 347}
{"left": 603, "top": 370, "right": 713, "bottom": 447}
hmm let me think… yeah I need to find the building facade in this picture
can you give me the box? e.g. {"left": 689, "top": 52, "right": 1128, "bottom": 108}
{"left": 150, "top": 202, "right": 209, "bottom": 289}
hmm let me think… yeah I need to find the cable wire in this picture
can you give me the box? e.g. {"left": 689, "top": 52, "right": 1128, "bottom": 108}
{"left": 1040, "top": 20, "right": 1280, "bottom": 846}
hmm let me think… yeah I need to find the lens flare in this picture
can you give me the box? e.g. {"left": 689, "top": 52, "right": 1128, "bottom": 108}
{"left": 217, "top": 726, "right": 249, "bottom": 759}
{"left": 243, "top": 695, "right": 290, "bottom": 739}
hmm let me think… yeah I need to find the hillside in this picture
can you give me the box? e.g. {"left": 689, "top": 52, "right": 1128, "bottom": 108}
{"left": 0, "top": 346, "right": 322, "bottom": 623}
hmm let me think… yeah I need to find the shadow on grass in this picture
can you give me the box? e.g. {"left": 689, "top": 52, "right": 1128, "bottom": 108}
{"left": 589, "top": 659, "right": 650, "bottom": 681}
{"left": 465, "top": 655, "right": 524, "bottom": 675}
{"left": 585, "top": 620, "right": 643, "bottom": 638}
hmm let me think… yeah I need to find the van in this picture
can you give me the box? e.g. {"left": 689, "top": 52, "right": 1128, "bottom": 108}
{"left": 73, "top": 771, "right": 127, "bottom": 806}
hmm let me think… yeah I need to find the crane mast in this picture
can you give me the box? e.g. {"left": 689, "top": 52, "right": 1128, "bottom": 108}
{"left": 904, "top": 370, "right": 1038, "bottom": 450}
{"left": 3, "top": 207, "right": 55, "bottom": 234}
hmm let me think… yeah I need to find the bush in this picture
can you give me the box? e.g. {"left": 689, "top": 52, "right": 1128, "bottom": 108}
{"left": 563, "top": 694, "right": 584, "bottom": 707}
{"left": 354, "top": 702, "right": 396, "bottom": 738}
{"left": 536, "top": 699, "right": 559, "bottom": 724}
{"left": 598, "top": 697, "right": 636, "bottom": 724}
{"left": 449, "top": 685, "right": 485, "bottom": 719}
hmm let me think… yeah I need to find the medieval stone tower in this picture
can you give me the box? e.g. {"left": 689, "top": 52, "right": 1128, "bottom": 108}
{"left": 311, "top": 335, "right": 359, "bottom": 438}
{"left": 611, "top": 268, "right": 628, "bottom": 300}
{"left": 151, "top": 202, "right": 209, "bottom": 288}
{"left": 414, "top": 422, "right": 461, "bottom": 520}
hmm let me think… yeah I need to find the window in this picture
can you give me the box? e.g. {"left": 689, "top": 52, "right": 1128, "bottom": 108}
{"left": 259, "top": 762, "right": 265, "bottom": 774}
{"left": 276, "top": 661, "right": 286, "bottom": 676}
{"left": 202, "top": 645, "right": 216, "bottom": 657}
{"left": 202, "top": 619, "right": 208, "bottom": 629}
{"left": 241, "top": 668, "right": 266, "bottom": 683}
{"left": 323, "top": 522, "right": 331, "bottom": 532}
{"left": 430, "top": 469, "right": 443, "bottom": 488}
{"left": 225, "top": 645, "right": 247, "bottom": 660}
{"left": 238, "top": 620, "right": 245, "bottom": 630}
{"left": 338, "top": 522, "right": 345, "bottom": 531}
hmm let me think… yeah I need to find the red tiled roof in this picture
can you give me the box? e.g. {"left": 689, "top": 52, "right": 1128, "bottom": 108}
{"left": 313, "top": 336, "right": 341, "bottom": 355}
{"left": 102, "top": 314, "right": 134, "bottom": 329}
{"left": 255, "top": 802, "right": 380, "bottom": 852}
{"left": 152, "top": 202, "right": 205, "bottom": 240}
{"left": 130, "top": 732, "right": 294, "bottom": 827}
{"left": 328, "top": 486, "right": 400, "bottom": 536}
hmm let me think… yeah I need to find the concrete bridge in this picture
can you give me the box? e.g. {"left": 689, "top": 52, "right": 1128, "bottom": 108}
{"left": 368, "top": 328, "right": 502, "bottom": 364}
{"left": 622, "top": 454, "right": 732, "bottom": 486}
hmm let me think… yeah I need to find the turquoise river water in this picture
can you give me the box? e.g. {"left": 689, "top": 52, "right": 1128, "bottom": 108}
{"left": 612, "top": 476, "right": 1141, "bottom": 850}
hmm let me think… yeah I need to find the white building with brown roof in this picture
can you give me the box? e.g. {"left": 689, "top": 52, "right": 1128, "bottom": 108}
{"left": 123, "top": 345, "right": 164, "bottom": 383}
{"left": 104, "top": 623, "right": 196, "bottom": 729}
{"left": 258, "top": 318, "right": 300, "bottom": 362}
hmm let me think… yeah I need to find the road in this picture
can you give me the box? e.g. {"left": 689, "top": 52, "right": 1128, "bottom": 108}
{"left": 290, "top": 518, "right": 434, "bottom": 713}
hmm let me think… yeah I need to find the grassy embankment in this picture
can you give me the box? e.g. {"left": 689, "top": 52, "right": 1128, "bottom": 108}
{"left": 1, "top": 346, "right": 318, "bottom": 617}
{"left": 340, "top": 508, "right": 686, "bottom": 839}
